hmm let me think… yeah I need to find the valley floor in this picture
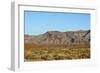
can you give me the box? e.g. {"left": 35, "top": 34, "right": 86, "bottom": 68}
{"left": 24, "top": 48, "right": 90, "bottom": 62}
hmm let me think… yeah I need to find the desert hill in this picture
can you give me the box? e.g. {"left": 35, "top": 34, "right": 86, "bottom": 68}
{"left": 24, "top": 30, "right": 90, "bottom": 49}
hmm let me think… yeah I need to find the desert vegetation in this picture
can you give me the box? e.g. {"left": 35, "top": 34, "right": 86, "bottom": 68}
{"left": 24, "top": 48, "right": 90, "bottom": 61}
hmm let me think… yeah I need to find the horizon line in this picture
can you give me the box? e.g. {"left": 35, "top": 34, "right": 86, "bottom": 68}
{"left": 24, "top": 29, "right": 90, "bottom": 36}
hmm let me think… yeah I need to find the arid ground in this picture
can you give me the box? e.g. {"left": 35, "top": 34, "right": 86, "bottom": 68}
{"left": 24, "top": 30, "right": 90, "bottom": 61}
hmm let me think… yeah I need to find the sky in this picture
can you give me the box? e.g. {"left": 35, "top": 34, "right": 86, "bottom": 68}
{"left": 24, "top": 11, "right": 90, "bottom": 35}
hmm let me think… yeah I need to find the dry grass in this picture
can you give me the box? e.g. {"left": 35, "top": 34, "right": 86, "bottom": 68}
{"left": 24, "top": 48, "right": 90, "bottom": 62}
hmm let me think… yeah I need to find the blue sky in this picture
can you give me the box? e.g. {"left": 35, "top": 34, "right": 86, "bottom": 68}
{"left": 24, "top": 11, "right": 90, "bottom": 35}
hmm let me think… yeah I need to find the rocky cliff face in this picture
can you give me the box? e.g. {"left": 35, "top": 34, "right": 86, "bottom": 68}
{"left": 24, "top": 30, "right": 90, "bottom": 49}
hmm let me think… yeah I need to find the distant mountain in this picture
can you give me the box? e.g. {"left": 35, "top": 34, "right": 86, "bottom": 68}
{"left": 24, "top": 30, "right": 90, "bottom": 49}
